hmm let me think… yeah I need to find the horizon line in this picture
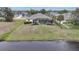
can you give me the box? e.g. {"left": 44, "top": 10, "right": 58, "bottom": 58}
{"left": 10, "top": 7, "right": 78, "bottom": 11}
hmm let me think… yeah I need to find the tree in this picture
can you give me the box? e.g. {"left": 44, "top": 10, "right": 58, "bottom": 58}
{"left": 39, "top": 9, "right": 46, "bottom": 14}
{"left": 30, "top": 9, "right": 38, "bottom": 15}
{"left": 0, "top": 8, "right": 3, "bottom": 17}
{"left": 57, "top": 9, "right": 68, "bottom": 14}
{"left": 52, "top": 16, "right": 56, "bottom": 20}
{"left": 57, "top": 15, "right": 64, "bottom": 22}
{"left": 0, "top": 7, "right": 14, "bottom": 22}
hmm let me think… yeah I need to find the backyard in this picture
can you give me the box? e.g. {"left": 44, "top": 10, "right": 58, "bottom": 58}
{"left": 0, "top": 20, "right": 79, "bottom": 41}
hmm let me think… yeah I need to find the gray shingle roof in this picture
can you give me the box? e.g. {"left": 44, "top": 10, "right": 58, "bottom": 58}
{"left": 30, "top": 13, "right": 52, "bottom": 20}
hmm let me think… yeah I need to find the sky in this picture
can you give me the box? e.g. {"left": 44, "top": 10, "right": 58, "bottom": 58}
{"left": 10, "top": 7, "right": 77, "bottom": 11}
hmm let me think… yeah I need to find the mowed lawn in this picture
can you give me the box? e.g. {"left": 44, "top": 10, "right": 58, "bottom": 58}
{"left": 6, "top": 23, "right": 79, "bottom": 41}
{"left": 0, "top": 21, "right": 24, "bottom": 40}
{"left": 7, "top": 24, "right": 61, "bottom": 41}
{"left": 0, "top": 21, "right": 79, "bottom": 41}
{"left": 0, "top": 22, "right": 15, "bottom": 35}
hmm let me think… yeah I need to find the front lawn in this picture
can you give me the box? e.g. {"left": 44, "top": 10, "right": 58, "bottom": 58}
{"left": 6, "top": 24, "right": 79, "bottom": 41}
{"left": 0, "top": 20, "right": 79, "bottom": 41}
{"left": 0, "top": 21, "right": 24, "bottom": 41}
{"left": 6, "top": 24, "right": 61, "bottom": 41}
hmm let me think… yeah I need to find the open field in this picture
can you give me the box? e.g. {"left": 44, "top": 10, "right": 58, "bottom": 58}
{"left": 0, "top": 20, "right": 79, "bottom": 41}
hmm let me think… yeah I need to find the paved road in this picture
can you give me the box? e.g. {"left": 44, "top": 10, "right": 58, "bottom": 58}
{"left": 0, "top": 41, "right": 79, "bottom": 51}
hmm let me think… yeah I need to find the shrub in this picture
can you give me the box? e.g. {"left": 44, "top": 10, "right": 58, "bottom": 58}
{"left": 0, "top": 7, "right": 14, "bottom": 22}
{"left": 24, "top": 21, "right": 32, "bottom": 24}
{"left": 57, "top": 15, "right": 64, "bottom": 22}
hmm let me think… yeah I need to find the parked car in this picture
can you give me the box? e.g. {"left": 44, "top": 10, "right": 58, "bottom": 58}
{"left": 24, "top": 19, "right": 32, "bottom": 24}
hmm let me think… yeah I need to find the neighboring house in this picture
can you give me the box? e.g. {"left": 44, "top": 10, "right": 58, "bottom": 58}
{"left": 73, "top": 13, "right": 79, "bottom": 24}
{"left": 62, "top": 13, "right": 74, "bottom": 21}
{"left": 30, "top": 13, "right": 53, "bottom": 25}
{"left": 48, "top": 12, "right": 74, "bottom": 21}
{"left": 13, "top": 11, "right": 30, "bottom": 20}
{"left": 47, "top": 12, "right": 60, "bottom": 17}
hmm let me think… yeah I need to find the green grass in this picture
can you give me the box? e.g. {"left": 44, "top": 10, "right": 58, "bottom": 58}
{"left": 68, "top": 24, "right": 79, "bottom": 29}
{"left": 63, "top": 21, "right": 79, "bottom": 29}
{"left": 5, "top": 24, "right": 79, "bottom": 41}
{"left": 1, "top": 20, "right": 79, "bottom": 41}
{"left": 6, "top": 25, "right": 62, "bottom": 41}
{"left": 0, "top": 32, "right": 11, "bottom": 41}
{"left": 0, "top": 20, "right": 24, "bottom": 41}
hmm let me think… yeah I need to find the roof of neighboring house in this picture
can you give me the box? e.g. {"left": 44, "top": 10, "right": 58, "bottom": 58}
{"left": 30, "top": 13, "right": 52, "bottom": 20}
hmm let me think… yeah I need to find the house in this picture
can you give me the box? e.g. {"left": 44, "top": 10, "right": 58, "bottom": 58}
{"left": 50, "top": 12, "right": 60, "bottom": 17}
{"left": 62, "top": 13, "right": 74, "bottom": 21}
{"left": 30, "top": 13, "right": 53, "bottom": 25}
{"left": 46, "top": 12, "right": 60, "bottom": 17}
{"left": 13, "top": 11, "right": 30, "bottom": 20}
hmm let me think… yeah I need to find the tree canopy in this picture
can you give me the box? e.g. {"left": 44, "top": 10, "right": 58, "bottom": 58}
{"left": 29, "top": 9, "right": 39, "bottom": 15}
{"left": 57, "top": 15, "right": 64, "bottom": 22}
{"left": 0, "top": 7, "right": 14, "bottom": 22}
{"left": 39, "top": 9, "right": 46, "bottom": 14}
{"left": 57, "top": 9, "right": 68, "bottom": 14}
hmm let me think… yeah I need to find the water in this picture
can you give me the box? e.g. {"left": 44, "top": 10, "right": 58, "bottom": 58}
{"left": 0, "top": 41, "right": 79, "bottom": 51}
